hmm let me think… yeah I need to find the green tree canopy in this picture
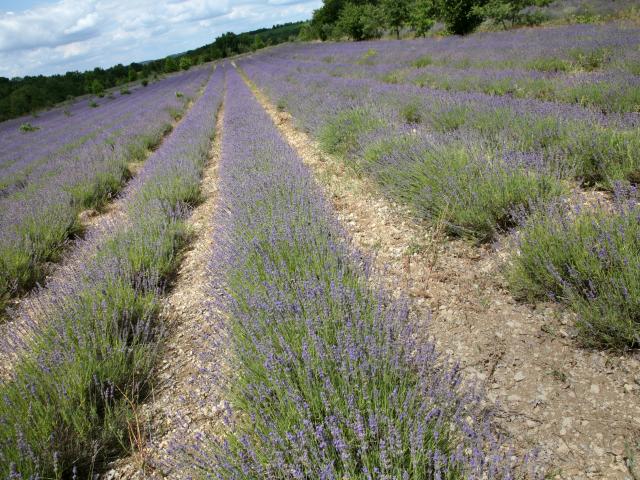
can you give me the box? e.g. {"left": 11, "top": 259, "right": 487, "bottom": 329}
{"left": 382, "top": 0, "right": 410, "bottom": 39}
{"left": 336, "top": 2, "right": 383, "bottom": 40}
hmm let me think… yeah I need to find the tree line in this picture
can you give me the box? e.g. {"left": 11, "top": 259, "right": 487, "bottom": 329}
{"left": 303, "top": 0, "right": 552, "bottom": 40}
{"left": 0, "top": 22, "right": 305, "bottom": 123}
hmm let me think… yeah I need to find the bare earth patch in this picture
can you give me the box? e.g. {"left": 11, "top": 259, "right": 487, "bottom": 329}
{"left": 244, "top": 72, "right": 640, "bottom": 480}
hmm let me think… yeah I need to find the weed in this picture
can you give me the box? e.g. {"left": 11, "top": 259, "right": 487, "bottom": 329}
{"left": 319, "top": 108, "right": 383, "bottom": 155}
{"left": 412, "top": 55, "right": 433, "bottom": 68}
{"left": 19, "top": 122, "right": 39, "bottom": 132}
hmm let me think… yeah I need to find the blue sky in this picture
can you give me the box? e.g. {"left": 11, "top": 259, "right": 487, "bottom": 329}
{"left": 0, "top": 0, "right": 322, "bottom": 77}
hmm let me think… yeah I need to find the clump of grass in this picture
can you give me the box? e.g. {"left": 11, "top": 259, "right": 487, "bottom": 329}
{"left": 570, "top": 128, "right": 640, "bottom": 188}
{"left": 89, "top": 100, "right": 99, "bottom": 108}
{"left": 319, "top": 108, "right": 383, "bottom": 155}
{"left": 276, "top": 98, "right": 287, "bottom": 111}
{"left": 430, "top": 105, "right": 471, "bottom": 132}
{"left": 380, "top": 70, "right": 403, "bottom": 84}
{"left": 527, "top": 57, "right": 571, "bottom": 72}
{"left": 67, "top": 162, "right": 129, "bottom": 209}
{"left": 412, "top": 55, "right": 433, "bottom": 68}
{"left": 508, "top": 187, "right": 640, "bottom": 349}
{"left": 167, "top": 106, "right": 182, "bottom": 121}
{"left": 19, "top": 122, "right": 39, "bottom": 132}
{"left": 175, "top": 91, "right": 184, "bottom": 98}
{"left": 356, "top": 48, "right": 378, "bottom": 65}
{"left": 120, "top": 87, "right": 131, "bottom": 95}
{"left": 400, "top": 101, "right": 423, "bottom": 124}
{"left": 570, "top": 47, "right": 611, "bottom": 71}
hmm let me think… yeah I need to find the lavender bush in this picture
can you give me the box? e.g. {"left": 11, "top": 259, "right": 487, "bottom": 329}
{"left": 509, "top": 185, "right": 640, "bottom": 348}
{"left": 173, "top": 68, "right": 539, "bottom": 479}
{"left": 0, "top": 67, "right": 224, "bottom": 478}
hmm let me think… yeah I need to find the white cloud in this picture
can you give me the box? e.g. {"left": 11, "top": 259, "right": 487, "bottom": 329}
{"left": 0, "top": 0, "right": 321, "bottom": 77}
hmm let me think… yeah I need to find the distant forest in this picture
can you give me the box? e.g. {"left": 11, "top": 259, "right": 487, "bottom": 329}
{"left": 0, "top": 21, "right": 305, "bottom": 122}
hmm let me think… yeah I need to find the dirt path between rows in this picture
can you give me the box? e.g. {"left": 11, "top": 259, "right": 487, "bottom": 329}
{"left": 242, "top": 71, "right": 640, "bottom": 480}
{"left": 103, "top": 99, "right": 227, "bottom": 479}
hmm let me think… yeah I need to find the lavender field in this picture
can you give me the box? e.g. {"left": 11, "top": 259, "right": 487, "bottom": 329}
{"left": 0, "top": 67, "right": 210, "bottom": 315}
{"left": 1, "top": 14, "right": 639, "bottom": 480}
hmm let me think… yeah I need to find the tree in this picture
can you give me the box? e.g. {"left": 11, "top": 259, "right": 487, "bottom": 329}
{"left": 409, "top": 0, "right": 436, "bottom": 36}
{"left": 179, "top": 57, "right": 192, "bottom": 70}
{"left": 336, "top": 3, "right": 383, "bottom": 40}
{"left": 164, "top": 56, "right": 179, "bottom": 73}
{"left": 382, "top": 0, "right": 410, "bottom": 39}
{"left": 432, "top": 0, "right": 486, "bottom": 34}
{"left": 217, "top": 32, "right": 239, "bottom": 57}
{"left": 90, "top": 79, "right": 104, "bottom": 95}
{"left": 311, "top": 0, "right": 349, "bottom": 37}
{"left": 472, "top": 0, "right": 551, "bottom": 28}
{"left": 251, "top": 35, "right": 266, "bottom": 51}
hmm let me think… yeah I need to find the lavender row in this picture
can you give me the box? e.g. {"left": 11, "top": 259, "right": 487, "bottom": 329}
{"left": 171, "top": 67, "right": 538, "bottom": 478}
{"left": 242, "top": 53, "right": 640, "bottom": 128}
{"left": 257, "top": 21, "right": 640, "bottom": 115}
{"left": 0, "top": 66, "right": 224, "bottom": 478}
{"left": 241, "top": 39, "right": 640, "bottom": 347}
{"left": 287, "top": 22, "right": 640, "bottom": 74}
{"left": 240, "top": 56, "right": 640, "bottom": 239}
{"left": 0, "top": 67, "right": 210, "bottom": 315}
{"left": 301, "top": 59, "right": 640, "bottom": 115}
{"left": 0, "top": 69, "right": 206, "bottom": 179}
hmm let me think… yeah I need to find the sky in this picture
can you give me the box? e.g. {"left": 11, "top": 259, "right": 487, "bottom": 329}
{"left": 0, "top": 0, "right": 322, "bottom": 78}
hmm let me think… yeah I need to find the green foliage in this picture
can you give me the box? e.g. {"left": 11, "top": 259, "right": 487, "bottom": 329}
{"left": 509, "top": 198, "right": 640, "bottom": 349}
{"left": 19, "top": 122, "right": 39, "bottom": 132}
{"left": 179, "top": 56, "right": 192, "bottom": 71}
{"left": 432, "top": 0, "right": 486, "bottom": 34}
{"left": 409, "top": 0, "right": 436, "bottom": 36}
{"left": 90, "top": 79, "right": 105, "bottom": 95}
{"left": 412, "top": 54, "right": 433, "bottom": 68}
{"left": 319, "top": 108, "right": 384, "bottom": 155}
{"left": 569, "top": 47, "right": 611, "bottom": 71}
{"left": 382, "top": 0, "right": 411, "bottom": 38}
{"left": 472, "top": 0, "right": 550, "bottom": 28}
{"left": 89, "top": 100, "right": 99, "bottom": 108}
{"left": 141, "top": 79, "right": 149, "bottom": 87}
{"left": 336, "top": 3, "right": 383, "bottom": 40}
{"left": 526, "top": 56, "right": 571, "bottom": 72}
{"left": 400, "top": 101, "right": 423, "bottom": 123}
{"left": 164, "top": 56, "right": 179, "bottom": 73}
